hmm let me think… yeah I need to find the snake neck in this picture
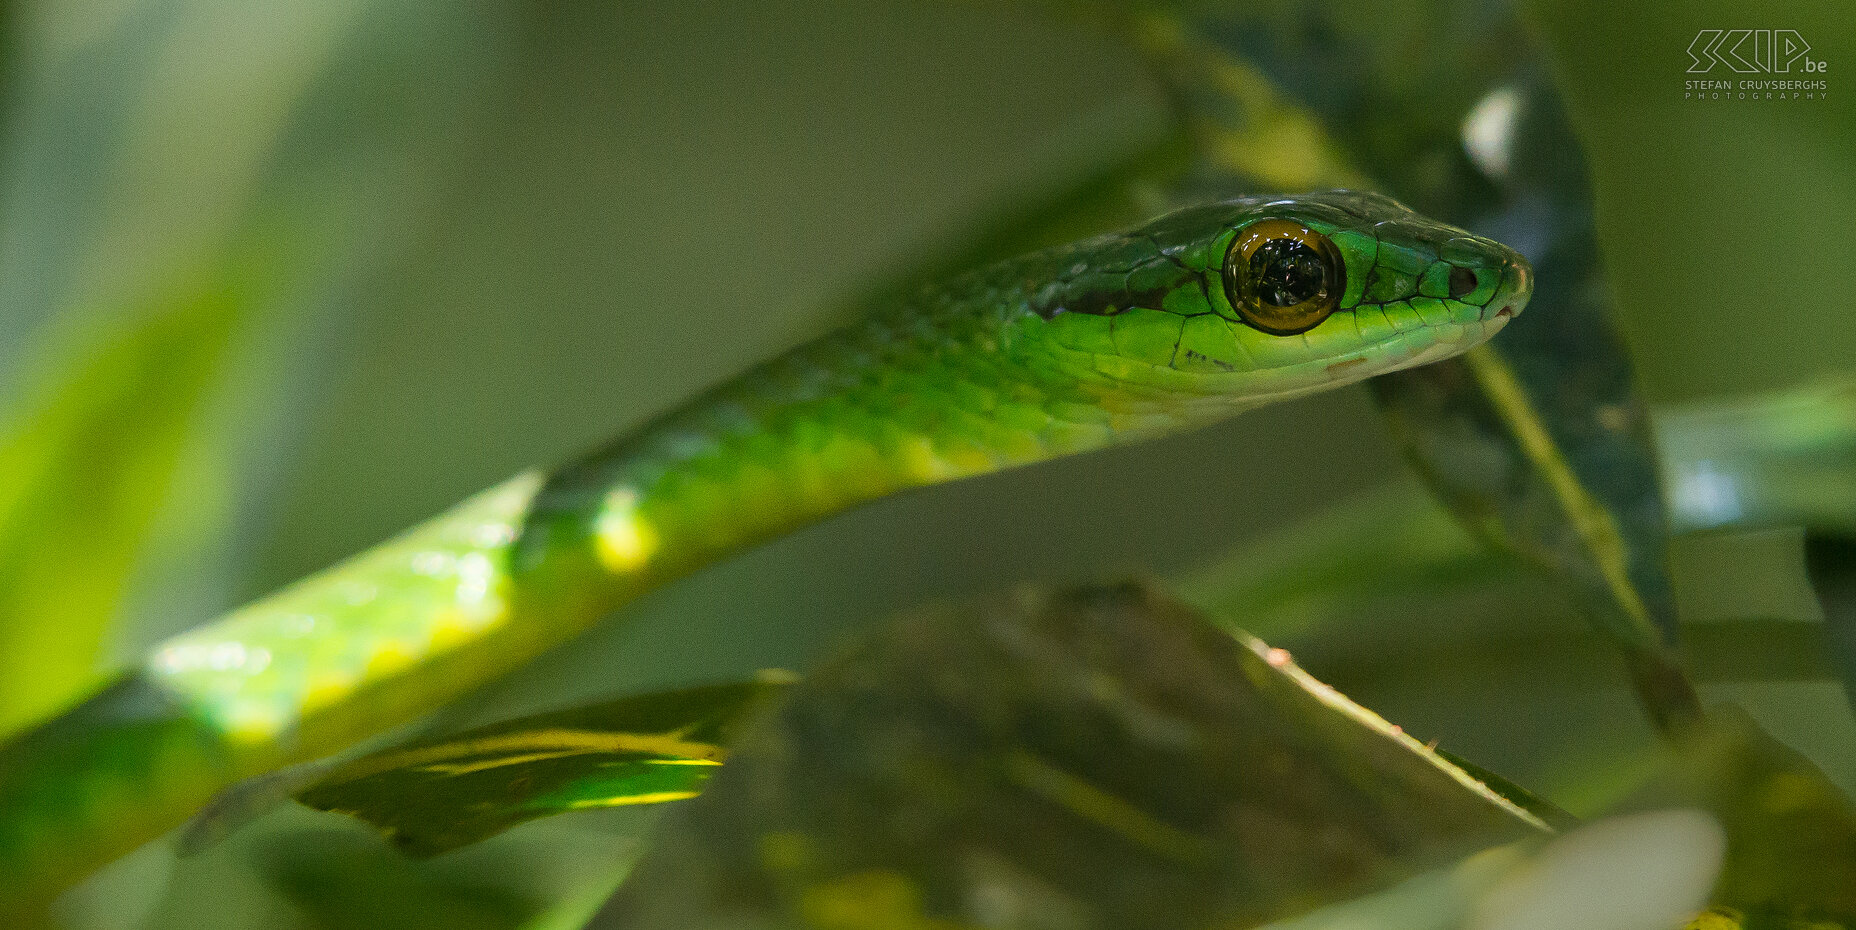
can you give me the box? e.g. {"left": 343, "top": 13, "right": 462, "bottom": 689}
{"left": 514, "top": 260, "right": 1208, "bottom": 611}
{"left": 137, "top": 249, "right": 1217, "bottom": 756}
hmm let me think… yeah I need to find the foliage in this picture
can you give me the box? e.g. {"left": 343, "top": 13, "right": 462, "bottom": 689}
{"left": 0, "top": 0, "right": 1849, "bottom": 928}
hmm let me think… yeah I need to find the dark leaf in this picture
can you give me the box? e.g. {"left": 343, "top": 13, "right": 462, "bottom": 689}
{"left": 1367, "top": 197, "right": 1678, "bottom": 657}
{"left": 590, "top": 582, "right": 1545, "bottom": 930}
{"left": 1806, "top": 534, "right": 1856, "bottom": 720}
{"left": 1118, "top": 3, "right": 1692, "bottom": 723}
{"left": 1365, "top": 78, "right": 1681, "bottom": 657}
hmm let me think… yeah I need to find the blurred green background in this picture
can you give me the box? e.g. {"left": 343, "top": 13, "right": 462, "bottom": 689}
{"left": 0, "top": 0, "right": 1850, "bottom": 926}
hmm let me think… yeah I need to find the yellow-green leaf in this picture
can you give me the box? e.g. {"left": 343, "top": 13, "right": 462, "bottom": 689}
{"left": 295, "top": 679, "right": 788, "bottom": 857}
{"left": 0, "top": 288, "right": 244, "bottom": 738}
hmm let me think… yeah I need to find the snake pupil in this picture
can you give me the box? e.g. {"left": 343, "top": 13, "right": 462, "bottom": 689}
{"left": 1221, "top": 218, "right": 1345, "bottom": 335}
{"left": 1249, "top": 238, "right": 1330, "bottom": 307}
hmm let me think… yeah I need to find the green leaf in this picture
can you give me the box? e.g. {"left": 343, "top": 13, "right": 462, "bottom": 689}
{"left": 296, "top": 679, "right": 788, "bottom": 857}
{"left": 1433, "top": 749, "right": 1582, "bottom": 834}
{"left": 1660, "top": 380, "right": 1856, "bottom": 537}
{"left": 592, "top": 582, "right": 1545, "bottom": 930}
{"left": 0, "top": 286, "right": 245, "bottom": 738}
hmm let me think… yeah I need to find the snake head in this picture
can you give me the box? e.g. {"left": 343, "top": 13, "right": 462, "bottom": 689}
{"left": 1025, "top": 190, "right": 1532, "bottom": 406}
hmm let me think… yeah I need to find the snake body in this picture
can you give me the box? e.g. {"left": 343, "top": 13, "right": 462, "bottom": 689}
{"left": 0, "top": 191, "right": 1530, "bottom": 914}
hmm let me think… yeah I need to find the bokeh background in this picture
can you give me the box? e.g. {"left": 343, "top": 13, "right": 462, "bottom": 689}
{"left": 0, "top": 0, "right": 1850, "bottom": 926}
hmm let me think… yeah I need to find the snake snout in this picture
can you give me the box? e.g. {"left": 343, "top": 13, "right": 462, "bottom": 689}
{"left": 1484, "top": 254, "right": 1534, "bottom": 323}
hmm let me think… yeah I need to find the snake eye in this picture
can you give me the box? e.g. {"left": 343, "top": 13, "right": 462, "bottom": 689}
{"left": 1222, "top": 219, "right": 1343, "bottom": 335}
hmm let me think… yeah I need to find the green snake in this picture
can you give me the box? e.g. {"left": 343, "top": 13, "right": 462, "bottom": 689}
{"left": 0, "top": 190, "right": 1530, "bottom": 915}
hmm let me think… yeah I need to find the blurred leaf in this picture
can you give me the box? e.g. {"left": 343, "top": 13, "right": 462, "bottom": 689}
{"left": 1684, "top": 907, "right": 1852, "bottom": 930}
{"left": 180, "top": 758, "right": 339, "bottom": 857}
{"left": 1180, "top": 378, "right": 1856, "bottom": 640}
{"left": 256, "top": 829, "right": 543, "bottom": 930}
{"left": 590, "top": 582, "right": 1545, "bottom": 930}
{"left": 0, "top": 284, "right": 247, "bottom": 738}
{"left": 835, "top": 133, "right": 1193, "bottom": 321}
{"left": 1262, "top": 814, "right": 1741, "bottom": 930}
{"left": 1622, "top": 707, "right": 1856, "bottom": 923}
{"left": 519, "top": 868, "right": 633, "bottom": 930}
{"left": 1467, "top": 809, "right": 1726, "bottom": 930}
{"left": 1265, "top": 734, "right": 1856, "bottom": 930}
{"left": 1182, "top": 483, "right": 1835, "bottom": 698}
{"left": 1142, "top": 1, "right": 1522, "bottom": 218}
{"left": 1129, "top": 14, "right": 1373, "bottom": 193}
{"left": 1179, "top": 487, "right": 1518, "bottom": 641}
{"left": 297, "top": 679, "right": 788, "bottom": 857}
{"left": 1249, "top": 849, "right": 1522, "bottom": 930}
{"left": 1661, "top": 381, "right": 1856, "bottom": 537}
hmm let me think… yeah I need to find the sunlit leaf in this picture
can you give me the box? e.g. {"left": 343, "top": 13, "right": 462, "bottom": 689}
{"left": 590, "top": 582, "right": 1545, "bottom": 930}
{"left": 296, "top": 679, "right": 787, "bottom": 857}
{"left": 0, "top": 287, "right": 245, "bottom": 739}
